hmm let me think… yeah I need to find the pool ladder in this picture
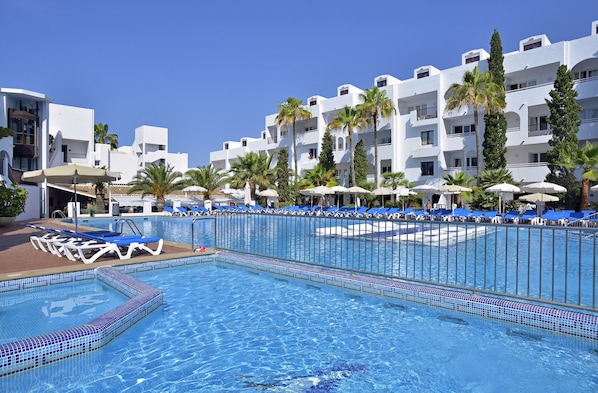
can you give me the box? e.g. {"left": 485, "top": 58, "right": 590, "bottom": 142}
{"left": 114, "top": 218, "right": 142, "bottom": 236}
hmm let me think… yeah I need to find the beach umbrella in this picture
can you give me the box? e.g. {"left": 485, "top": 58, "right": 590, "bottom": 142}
{"left": 519, "top": 193, "right": 559, "bottom": 203}
{"left": 258, "top": 189, "right": 279, "bottom": 198}
{"left": 486, "top": 183, "right": 521, "bottom": 214}
{"left": 411, "top": 184, "right": 438, "bottom": 210}
{"left": 393, "top": 186, "right": 415, "bottom": 210}
{"left": 182, "top": 185, "right": 207, "bottom": 193}
{"left": 522, "top": 181, "right": 567, "bottom": 194}
{"left": 329, "top": 185, "right": 348, "bottom": 207}
{"left": 372, "top": 187, "right": 393, "bottom": 207}
{"left": 22, "top": 164, "right": 121, "bottom": 232}
{"left": 437, "top": 184, "right": 472, "bottom": 194}
{"left": 344, "top": 186, "right": 371, "bottom": 211}
{"left": 592, "top": 184, "right": 598, "bottom": 191}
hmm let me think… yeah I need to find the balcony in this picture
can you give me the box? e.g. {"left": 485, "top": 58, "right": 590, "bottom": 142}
{"left": 409, "top": 107, "right": 438, "bottom": 127}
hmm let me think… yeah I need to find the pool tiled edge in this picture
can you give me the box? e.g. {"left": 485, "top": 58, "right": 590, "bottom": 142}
{"left": 218, "top": 252, "right": 598, "bottom": 342}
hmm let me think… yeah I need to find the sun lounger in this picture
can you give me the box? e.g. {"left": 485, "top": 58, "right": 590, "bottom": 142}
{"left": 500, "top": 210, "right": 520, "bottom": 224}
{"left": 61, "top": 233, "right": 163, "bottom": 264}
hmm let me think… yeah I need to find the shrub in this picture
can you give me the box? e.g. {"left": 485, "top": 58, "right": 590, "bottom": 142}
{"left": 0, "top": 181, "right": 28, "bottom": 217}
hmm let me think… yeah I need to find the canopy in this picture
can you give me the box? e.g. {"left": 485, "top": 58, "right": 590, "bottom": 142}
{"left": 411, "top": 184, "right": 438, "bottom": 193}
{"left": 485, "top": 183, "right": 521, "bottom": 213}
{"left": 258, "top": 189, "right": 279, "bottom": 198}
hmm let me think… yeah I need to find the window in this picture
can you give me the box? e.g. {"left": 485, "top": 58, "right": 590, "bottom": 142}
{"left": 454, "top": 158, "right": 462, "bottom": 168}
{"left": 508, "top": 80, "right": 536, "bottom": 91}
{"left": 62, "top": 145, "right": 68, "bottom": 162}
{"left": 453, "top": 124, "right": 475, "bottom": 134}
{"left": 158, "top": 145, "right": 166, "bottom": 150}
{"left": 94, "top": 160, "right": 100, "bottom": 166}
{"left": 337, "top": 138, "right": 344, "bottom": 151}
{"left": 377, "top": 79, "right": 387, "bottom": 87}
{"left": 580, "top": 107, "right": 598, "bottom": 120}
{"left": 242, "top": 140, "right": 247, "bottom": 147}
{"left": 421, "top": 161, "right": 434, "bottom": 176}
{"left": 466, "top": 157, "right": 478, "bottom": 168}
{"left": 309, "top": 99, "right": 317, "bottom": 106}
{"left": 574, "top": 69, "right": 598, "bottom": 80}
{"left": 380, "top": 136, "right": 392, "bottom": 144}
{"left": 465, "top": 55, "right": 480, "bottom": 64}
{"left": 523, "top": 41, "right": 542, "bottom": 51}
{"left": 340, "top": 89, "right": 348, "bottom": 95}
{"left": 529, "top": 152, "right": 547, "bottom": 163}
{"left": 421, "top": 130, "right": 433, "bottom": 145}
{"left": 308, "top": 148, "right": 317, "bottom": 160}
{"left": 417, "top": 70, "right": 429, "bottom": 79}
{"left": 529, "top": 116, "right": 548, "bottom": 131}
{"left": 381, "top": 160, "right": 392, "bottom": 174}
{"left": 224, "top": 143, "right": 229, "bottom": 150}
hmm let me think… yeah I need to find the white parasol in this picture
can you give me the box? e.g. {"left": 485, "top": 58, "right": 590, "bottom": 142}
{"left": 22, "top": 164, "right": 121, "bottom": 232}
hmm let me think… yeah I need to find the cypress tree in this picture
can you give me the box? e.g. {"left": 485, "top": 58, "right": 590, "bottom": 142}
{"left": 483, "top": 29, "right": 508, "bottom": 170}
{"left": 545, "top": 64, "right": 582, "bottom": 209}
{"left": 319, "top": 129, "right": 336, "bottom": 174}
{"left": 275, "top": 148, "right": 292, "bottom": 203}
{"left": 353, "top": 140, "right": 369, "bottom": 186}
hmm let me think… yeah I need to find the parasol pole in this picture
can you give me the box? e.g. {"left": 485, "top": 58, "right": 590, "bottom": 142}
{"left": 74, "top": 174, "right": 78, "bottom": 233}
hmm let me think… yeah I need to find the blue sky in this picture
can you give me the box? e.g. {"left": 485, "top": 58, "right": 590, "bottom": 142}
{"left": 1, "top": 0, "right": 595, "bottom": 167}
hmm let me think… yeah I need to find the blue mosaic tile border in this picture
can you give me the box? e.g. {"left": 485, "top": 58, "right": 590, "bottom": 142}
{"left": 0, "top": 266, "right": 163, "bottom": 377}
{"left": 217, "top": 252, "right": 598, "bottom": 342}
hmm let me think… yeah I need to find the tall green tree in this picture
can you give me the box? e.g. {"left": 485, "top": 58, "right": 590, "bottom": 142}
{"left": 128, "top": 163, "right": 184, "bottom": 212}
{"left": 300, "top": 164, "right": 336, "bottom": 188}
{"left": 561, "top": 142, "right": 598, "bottom": 211}
{"left": 545, "top": 64, "right": 582, "bottom": 209}
{"left": 94, "top": 123, "right": 119, "bottom": 150}
{"left": 276, "top": 97, "right": 312, "bottom": 176}
{"left": 357, "top": 86, "right": 396, "bottom": 185}
{"left": 327, "top": 106, "right": 367, "bottom": 187}
{"left": 353, "top": 140, "right": 369, "bottom": 187}
{"left": 184, "top": 164, "right": 225, "bottom": 199}
{"left": 275, "top": 148, "right": 293, "bottom": 204}
{"left": 226, "top": 152, "right": 275, "bottom": 200}
{"left": 445, "top": 66, "right": 505, "bottom": 180}
{"left": 483, "top": 30, "right": 508, "bottom": 170}
{"left": 471, "top": 168, "right": 516, "bottom": 211}
{"left": 319, "top": 129, "right": 336, "bottom": 174}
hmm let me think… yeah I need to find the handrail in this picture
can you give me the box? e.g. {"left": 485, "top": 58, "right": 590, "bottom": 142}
{"left": 114, "top": 218, "right": 142, "bottom": 236}
{"left": 51, "top": 210, "right": 66, "bottom": 219}
{"left": 191, "top": 217, "right": 215, "bottom": 252}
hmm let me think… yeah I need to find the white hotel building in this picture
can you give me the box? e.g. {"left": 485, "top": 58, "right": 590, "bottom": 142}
{"left": 0, "top": 89, "right": 188, "bottom": 220}
{"left": 210, "top": 21, "right": 598, "bottom": 191}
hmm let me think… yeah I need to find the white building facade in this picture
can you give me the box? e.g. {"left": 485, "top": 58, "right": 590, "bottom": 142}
{"left": 210, "top": 21, "right": 598, "bottom": 190}
{"left": 0, "top": 89, "right": 189, "bottom": 219}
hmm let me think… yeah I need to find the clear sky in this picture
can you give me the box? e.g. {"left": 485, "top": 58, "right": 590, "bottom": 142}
{"left": 1, "top": 0, "right": 595, "bottom": 167}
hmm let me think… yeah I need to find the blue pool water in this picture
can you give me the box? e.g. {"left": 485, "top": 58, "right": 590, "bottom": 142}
{"left": 0, "top": 280, "right": 128, "bottom": 345}
{"left": 3, "top": 262, "right": 597, "bottom": 392}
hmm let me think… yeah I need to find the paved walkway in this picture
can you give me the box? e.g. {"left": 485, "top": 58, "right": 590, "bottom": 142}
{"left": 0, "top": 219, "right": 212, "bottom": 280}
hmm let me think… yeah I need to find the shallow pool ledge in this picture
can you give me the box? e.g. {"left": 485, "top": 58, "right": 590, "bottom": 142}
{"left": 0, "top": 266, "right": 163, "bottom": 377}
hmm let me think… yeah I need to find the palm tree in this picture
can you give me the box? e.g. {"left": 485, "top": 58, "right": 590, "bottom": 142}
{"left": 479, "top": 168, "right": 515, "bottom": 189}
{"left": 327, "top": 106, "right": 367, "bottom": 187}
{"left": 276, "top": 97, "right": 312, "bottom": 176}
{"left": 225, "top": 152, "right": 275, "bottom": 200}
{"left": 445, "top": 66, "right": 505, "bottom": 180}
{"left": 357, "top": 86, "right": 396, "bottom": 186}
{"left": 563, "top": 142, "right": 598, "bottom": 211}
{"left": 94, "top": 123, "right": 119, "bottom": 150}
{"left": 442, "top": 171, "right": 475, "bottom": 207}
{"left": 299, "top": 164, "right": 337, "bottom": 207}
{"left": 381, "top": 171, "right": 410, "bottom": 190}
{"left": 128, "top": 163, "right": 184, "bottom": 212}
{"left": 184, "top": 164, "right": 225, "bottom": 200}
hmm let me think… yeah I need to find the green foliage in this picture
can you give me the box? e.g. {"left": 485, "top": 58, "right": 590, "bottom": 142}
{"left": 479, "top": 168, "right": 515, "bottom": 189}
{"left": 327, "top": 106, "right": 367, "bottom": 187}
{"left": 128, "top": 163, "right": 184, "bottom": 211}
{"left": 276, "top": 97, "right": 312, "bottom": 175}
{"left": 94, "top": 123, "right": 119, "bottom": 150}
{"left": 0, "top": 181, "right": 28, "bottom": 217}
{"left": 469, "top": 188, "right": 499, "bottom": 211}
{"left": 560, "top": 142, "right": 598, "bottom": 210}
{"left": 185, "top": 164, "right": 225, "bottom": 199}
{"left": 319, "top": 129, "right": 336, "bottom": 173}
{"left": 357, "top": 86, "right": 396, "bottom": 185}
{"left": 545, "top": 65, "right": 582, "bottom": 209}
{"left": 445, "top": 66, "right": 506, "bottom": 180}
{"left": 0, "top": 126, "right": 15, "bottom": 139}
{"left": 226, "top": 152, "right": 275, "bottom": 200}
{"left": 353, "top": 140, "right": 369, "bottom": 186}
{"left": 381, "top": 171, "right": 410, "bottom": 189}
{"left": 275, "top": 148, "right": 293, "bottom": 204}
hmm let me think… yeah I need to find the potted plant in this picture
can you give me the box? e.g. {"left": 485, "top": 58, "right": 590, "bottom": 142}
{"left": 0, "top": 180, "right": 28, "bottom": 226}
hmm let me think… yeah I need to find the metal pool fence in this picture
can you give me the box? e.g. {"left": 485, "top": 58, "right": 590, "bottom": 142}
{"left": 212, "top": 213, "right": 598, "bottom": 312}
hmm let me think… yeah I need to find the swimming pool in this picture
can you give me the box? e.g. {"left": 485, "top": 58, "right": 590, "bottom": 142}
{"left": 0, "top": 280, "right": 128, "bottom": 345}
{"left": 2, "top": 261, "right": 597, "bottom": 392}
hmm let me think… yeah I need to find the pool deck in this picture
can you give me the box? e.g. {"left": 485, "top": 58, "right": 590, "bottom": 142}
{"left": 0, "top": 219, "right": 213, "bottom": 280}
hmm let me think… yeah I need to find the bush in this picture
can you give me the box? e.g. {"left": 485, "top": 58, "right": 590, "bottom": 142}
{"left": 0, "top": 181, "right": 28, "bottom": 217}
